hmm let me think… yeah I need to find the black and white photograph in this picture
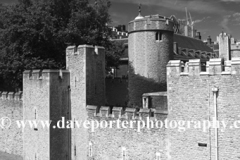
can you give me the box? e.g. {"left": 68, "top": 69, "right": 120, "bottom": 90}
{"left": 0, "top": 0, "right": 240, "bottom": 159}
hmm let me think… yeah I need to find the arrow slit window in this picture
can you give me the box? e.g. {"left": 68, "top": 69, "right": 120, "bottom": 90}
{"left": 156, "top": 32, "right": 162, "bottom": 41}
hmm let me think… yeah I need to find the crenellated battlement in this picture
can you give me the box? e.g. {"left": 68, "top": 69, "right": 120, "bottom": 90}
{"left": 86, "top": 105, "right": 167, "bottom": 120}
{"left": 23, "top": 69, "right": 69, "bottom": 80}
{"left": 218, "top": 32, "right": 230, "bottom": 38}
{"left": 128, "top": 14, "right": 174, "bottom": 33}
{"left": 0, "top": 91, "right": 23, "bottom": 101}
{"left": 167, "top": 57, "right": 240, "bottom": 76}
{"left": 217, "top": 32, "right": 240, "bottom": 49}
{"left": 66, "top": 45, "right": 105, "bottom": 56}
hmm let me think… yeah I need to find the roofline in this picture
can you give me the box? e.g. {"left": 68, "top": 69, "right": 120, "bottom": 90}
{"left": 174, "top": 33, "right": 204, "bottom": 43}
{"left": 111, "top": 38, "right": 128, "bottom": 41}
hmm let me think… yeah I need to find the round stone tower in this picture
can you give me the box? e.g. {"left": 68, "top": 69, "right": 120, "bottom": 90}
{"left": 128, "top": 14, "right": 174, "bottom": 107}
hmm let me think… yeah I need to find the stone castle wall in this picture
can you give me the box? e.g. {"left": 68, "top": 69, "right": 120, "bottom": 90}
{"left": 2, "top": 42, "right": 240, "bottom": 160}
{"left": 0, "top": 92, "right": 23, "bottom": 157}
{"left": 217, "top": 32, "right": 240, "bottom": 61}
{"left": 230, "top": 41, "right": 240, "bottom": 59}
{"left": 23, "top": 70, "right": 70, "bottom": 160}
{"left": 86, "top": 105, "right": 168, "bottom": 160}
{"left": 83, "top": 57, "right": 240, "bottom": 160}
{"left": 66, "top": 45, "right": 105, "bottom": 160}
{"left": 167, "top": 58, "right": 240, "bottom": 160}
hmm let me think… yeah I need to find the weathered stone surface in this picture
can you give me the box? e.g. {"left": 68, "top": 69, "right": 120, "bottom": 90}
{"left": 167, "top": 59, "right": 240, "bottom": 160}
{"left": 23, "top": 70, "right": 70, "bottom": 160}
{"left": 67, "top": 45, "right": 105, "bottom": 160}
{"left": 128, "top": 27, "right": 173, "bottom": 107}
{"left": 0, "top": 98, "right": 22, "bottom": 157}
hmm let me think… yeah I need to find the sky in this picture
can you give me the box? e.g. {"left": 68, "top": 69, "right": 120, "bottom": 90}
{"left": 1, "top": 0, "right": 240, "bottom": 41}
{"left": 109, "top": 0, "right": 240, "bottom": 41}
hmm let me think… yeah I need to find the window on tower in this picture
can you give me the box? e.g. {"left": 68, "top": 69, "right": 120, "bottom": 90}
{"left": 155, "top": 32, "right": 162, "bottom": 41}
{"left": 34, "top": 109, "right": 38, "bottom": 131}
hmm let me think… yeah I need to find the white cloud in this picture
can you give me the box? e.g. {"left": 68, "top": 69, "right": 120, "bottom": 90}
{"left": 232, "top": 12, "right": 240, "bottom": 24}
{"left": 220, "top": 15, "right": 232, "bottom": 33}
{"left": 193, "top": 16, "right": 211, "bottom": 24}
{"left": 218, "top": 12, "right": 240, "bottom": 33}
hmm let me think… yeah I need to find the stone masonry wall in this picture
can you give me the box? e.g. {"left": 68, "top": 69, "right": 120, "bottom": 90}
{"left": 49, "top": 70, "right": 71, "bottom": 160}
{"left": 128, "top": 31, "right": 173, "bottom": 107}
{"left": 86, "top": 46, "right": 105, "bottom": 105}
{"left": 167, "top": 58, "right": 240, "bottom": 160}
{"left": 0, "top": 92, "right": 23, "bottom": 157}
{"left": 23, "top": 70, "right": 70, "bottom": 160}
{"left": 128, "top": 16, "right": 174, "bottom": 107}
{"left": 86, "top": 106, "right": 169, "bottom": 160}
{"left": 231, "top": 50, "right": 240, "bottom": 58}
{"left": 23, "top": 70, "right": 51, "bottom": 160}
{"left": 219, "top": 33, "right": 230, "bottom": 60}
{"left": 66, "top": 45, "right": 105, "bottom": 160}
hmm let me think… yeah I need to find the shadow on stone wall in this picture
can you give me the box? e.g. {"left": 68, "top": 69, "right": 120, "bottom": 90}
{"left": 105, "top": 78, "right": 128, "bottom": 107}
{"left": 0, "top": 151, "right": 23, "bottom": 160}
{"left": 128, "top": 64, "right": 167, "bottom": 108}
{"left": 105, "top": 64, "right": 167, "bottom": 108}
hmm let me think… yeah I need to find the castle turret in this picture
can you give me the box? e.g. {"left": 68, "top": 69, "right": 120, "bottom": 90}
{"left": 23, "top": 70, "right": 71, "bottom": 160}
{"left": 196, "top": 32, "right": 201, "bottom": 40}
{"left": 66, "top": 45, "right": 105, "bottom": 160}
{"left": 207, "top": 36, "right": 212, "bottom": 45}
{"left": 128, "top": 14, "right": 174, "bottom": 107}
{"left": 218, "top": 32, "right": 230, "bottom": 60}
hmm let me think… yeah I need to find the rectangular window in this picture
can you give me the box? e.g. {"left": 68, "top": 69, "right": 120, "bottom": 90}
{"left": 34, "top": 109, "right": 38, "bottom": 131}
{"left": 89, "top": 142, "right": 93, "bottom": 157}
{"left": 74, "top": 145, "right": 76, "bottom": 156}
{"left": 198, "top": 143, "right": 207, "bottom": 147}
{"left": 142, "top": 97, "right": 148, "bottom": 108}
{"left": 34, "top": 109, "right": 37, "bottom": 119}
{"left": 156, "top": 32, "right": 162, "bottom": 41}
{"left": 39, "top": 70, "right": 43, "bottom": 79}
{"left": 156, "top": 152, "right": 161, "bottom": 160}
{"left": 74, "top": 118, "right": 76, "bottom": 128}
{"left": 122, "top": 147, "right": 126, "bottom": 160}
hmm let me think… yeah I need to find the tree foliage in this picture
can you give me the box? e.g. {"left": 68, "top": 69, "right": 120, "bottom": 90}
{"left": 105, "top": 40, "right": 126, "bottom": 70}
{"left": 0, "top": 0, "right": 122, "bottom": 91}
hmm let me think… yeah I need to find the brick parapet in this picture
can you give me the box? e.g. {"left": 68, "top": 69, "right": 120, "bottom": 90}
{"left": 167, "top": 57, "right": 240, "bottom": 76}
{"left": 66, "top": 45, "right": 105, "bottom": 56}
{"left": 128, "top": 15, "right": 174, "bottom": 33}
{"left": 167, "top": 56, "right": 240, "bottom": 159}
{"left": 0, "top": 91, "right": 22, "bottom": 101}
{"left": 139, "top": 108, "right": 150, "bottom": 120}
{"left": 23, "top": 69, "right": 69, "bottom": 79}
{"left": 0, "top": 93, "right": 23, "bottom": 157}
{"left": 100, "top": 106, "right": 111, "bottom": 118}
{"left": 112, "top": 107, "right": 123, "bottom": 118}
{"left": 86, "top": 105, "right": 167, "bottom": 121}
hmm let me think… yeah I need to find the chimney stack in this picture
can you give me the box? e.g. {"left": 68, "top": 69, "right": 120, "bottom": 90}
{"left": 207, "top": 36, "right": 212, "bottom": 45}
{"left": 196, "top": 32, "right": 201, "bottom": 40}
